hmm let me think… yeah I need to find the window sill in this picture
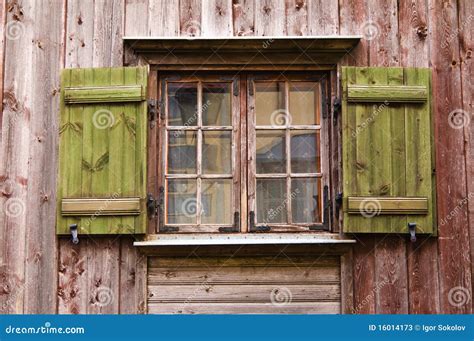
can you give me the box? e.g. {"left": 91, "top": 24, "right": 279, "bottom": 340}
{"left": 133, "top": 233, "right": 356, "bottom": 247}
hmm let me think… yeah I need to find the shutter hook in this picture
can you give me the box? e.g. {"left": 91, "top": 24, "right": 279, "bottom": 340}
{"left": 70, "top": 224, "right": 79, "bottom": 244}
{"left": 408, "top": 222, "right": 417, "bottom": 242}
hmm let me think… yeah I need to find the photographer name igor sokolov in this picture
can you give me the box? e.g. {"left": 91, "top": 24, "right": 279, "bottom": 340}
{"left": 422, "top": 324, "right": 466, "bottom": 332}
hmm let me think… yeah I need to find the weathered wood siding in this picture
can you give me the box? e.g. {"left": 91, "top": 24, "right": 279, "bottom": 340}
{"left": 0, "top": 0, "right": 472, "bottom": 314}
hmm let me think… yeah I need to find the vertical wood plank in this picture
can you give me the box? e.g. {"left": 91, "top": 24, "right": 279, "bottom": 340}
{"left": 429, "top": 0, "right": 472, "bottom": 313}
{"left": 308, "top": 0, "right": 339, "bottom": 35}
{"left": 201, "top": 0, "right": 233, "bottom": 37}
{"left": 255, "top": 0, "right": 286, "bottom": 36}
{"left": 285, "top": 0, "right": 308, "bottom": 36}
{"left": 0, "top": 0, "right": 6, "bottom": 141}
{"left": 125, "top": 0, "right": 149, "bottom": 36}
{"left": 23, "top": 0, "right": 66, "bottom": 313}
{"left": 148, "top": 0, "right": 179, "bottom": 36}
{"left": 339, "top": 0, "right": 369, "bottom": 66}
{"left": 0, "top": 0, "right": 36, "bottom": 313}
{"left": 458, "top": 0, "right": 474, "bottom": 308}
{"left": 232, "top": 0, "right": 255, "bottom": 36}
{"left": 179, "top": 0, "right": 202, "bottom": 37}
{"left": 399, "top": 0, "right": 441, "bottom": 314}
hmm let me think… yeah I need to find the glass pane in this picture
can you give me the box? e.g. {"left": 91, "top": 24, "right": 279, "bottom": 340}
{"left": 202, "top": 131, "right": 232, "bottom": 174}
{"left": 292, "top": 178, "right": 322, "bottom": 223}
{"left": 168, "top": 83, "right": 198, "bottom": 126}
{"left": 256, "top": 179, "right": 287, "bottom": 224}
{"left": 255, "top": 82, "right": 286, "bottom": 126}
{"left": 201, "top": 180, "right": 232, "bottom": 224}
{"left": 168, "top": 131, "right": 197, "bottom": 174}
{"left": 289, "top": 82, "right": 320, "bottom": 125}
{"left": 167, "top": 179, "right": 197, "bottom": 224}
{"left": 256, "top": 130, "right": 286, "bottom": 174}
{"left": 203, "top": 83, "right": 231, "bottom": 126}
{"left": 290, "top": 130, "right": 320, "bottom": 173}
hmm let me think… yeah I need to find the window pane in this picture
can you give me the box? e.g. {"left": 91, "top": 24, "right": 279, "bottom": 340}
{"left": 202, "top": 131, "right": 232, "bottom": 174}
{"left": 291, "top": 178, "right": 322, "bottom": 223}
{"left": 167, "top": 179, "right": 197, "bottom": 224}
{"left": 257, "top": 179, "right": 287, "bottom": 223}
{"left": 168, "top": 131, "right": 197, "bottom": 174}
{"left": 289, "top": 82, "right": 320, "bottom": 125}
{"left": 290, "top": 130, "right": 320, "bottom": 173}
{"left": 255, "top": 82, "right": 286, "bottom": 126}
{"left": 201, "top": 180, "right": 232, "bottom": 224}
{"left": 168, "top": 83, "right": 198, "bottom": 126}
{"left": 203, "top": 83, "right": 231, "bottom": 126}
{"left": 256, "top": 130, "right": 286, "bottom": 174}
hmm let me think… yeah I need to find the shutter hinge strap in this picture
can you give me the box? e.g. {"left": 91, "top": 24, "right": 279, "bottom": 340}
{"left": 148, "top": 99, "right": 158, "bottom": 128}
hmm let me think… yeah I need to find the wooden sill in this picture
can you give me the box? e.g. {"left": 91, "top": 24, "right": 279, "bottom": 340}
{"left": 133, "top": 233, "right": 356, "bottom": 247}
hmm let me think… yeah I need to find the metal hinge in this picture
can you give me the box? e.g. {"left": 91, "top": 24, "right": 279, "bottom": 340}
{"left": 333, "top": 98, "right": 341, "bottom": 125}
{"left": 160, "top": 226, "right": 179, "bottom": 233}
{"left": 249, "top": 211, "right": 271, "bottom": 232}
{"left": 219, "top": 212, "right": 240, "bottom": 233}
{"left": 148, "top": 99, "right": 158, "bottom": 128}
{"left": 322, "top": 185, "right": 330, "bottom": 230}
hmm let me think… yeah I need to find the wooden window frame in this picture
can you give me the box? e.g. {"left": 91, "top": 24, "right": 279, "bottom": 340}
{"left": 155, "top": 71, "right": 335, "bottom": 234}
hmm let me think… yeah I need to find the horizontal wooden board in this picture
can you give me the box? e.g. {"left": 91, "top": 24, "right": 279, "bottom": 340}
{"left": 346, "top": 197, "right": 428, "bottom": 215}
{"left": 148, "top": 284, "right": 340, "bottom": 303}
{"left": 64, "top": 85, "right": 145, "bottom": 103}
{"left": 148, "top": 256, "right": 340, "bottom": 268}
{"left": 148, "top": 266, "right": 340, "bottom": 285}
{"left": 347, "top": 85, "right": 427, "bottom": 102}
{"left": 61, "top": 198, "right": 141, "bottom": 216}
{"left": 148, "top": 302, "right": 341, "bottom": 314}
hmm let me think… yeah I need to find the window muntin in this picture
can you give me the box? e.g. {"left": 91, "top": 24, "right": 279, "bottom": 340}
{"left": 248, "top": 75, "right": 328, "bottom": 231}
{"left": 159, "top": 73, "right": 329, "bottom": 233}
{"left": 161, "top": 76, "right": 240, "bottom": 232}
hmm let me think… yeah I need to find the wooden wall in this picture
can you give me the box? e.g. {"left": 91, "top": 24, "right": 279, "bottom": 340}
{"left": 0, "top": 0, "right": 472, "bottom": 314}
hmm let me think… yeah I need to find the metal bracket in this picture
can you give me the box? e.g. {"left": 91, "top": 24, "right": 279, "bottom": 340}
{"left": 249, "top": 211, "right": 271, "bottom": 232}
{"left": 70, "top": 224, "right": 79, "bottom": 244}
{"left": 408, "top": 222, "right": 417, "bottom": 242}
{"left": 160, "top": 226, "right": 179, "bottom": 233}
{"left": 146, "top": 193, "right": 158, "bottom": 218}
{"left": 333, "top": 98, "right": 341, "bottom": 126}
{"left": 147, "top": 99, "right": 158, "bottom": 128}
{"left": 219, "top": 211, "right": 240, "bottom": 232}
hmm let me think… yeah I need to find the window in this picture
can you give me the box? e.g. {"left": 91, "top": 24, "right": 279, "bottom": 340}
{"left": 158, "top": 73, "right": 330, "bottom": 233}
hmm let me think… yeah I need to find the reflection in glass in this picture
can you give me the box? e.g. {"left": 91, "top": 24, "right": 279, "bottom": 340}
{"left": 291, "top": 178, "right": 321, "bottom": 223}
{"left": 167, "top": 179, "right": 197, "bottom": 224}
{"left": 255, "top": 82, "right": 285, "bottom": 126}
{"left": 203, "top": 83, "right": 231, "bottom": 126}
{"left": 201, "top": 180, "right": 232, "bottom": 224}
{"left": 290, "top": 130, "right": 320, "bottom": 173}
{"left": 202, "top": 131, "right": 232, "bottom": 174}
{"left": 168, "top": 131, "right": 197, "bottom": 174}
{"left": 256, "top": 179, "right": 287, "bottom": 223}
{"left": 256, "top": 130, "right": 286, "bottom": 174}
{"left": 289, "top": 82, "right": 319, "bottom": 125}
{"left": 168, "top": 83, "right": 198, "bottom": 126}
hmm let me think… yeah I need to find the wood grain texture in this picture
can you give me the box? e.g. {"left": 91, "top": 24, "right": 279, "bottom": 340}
{"left": 429, "top": 0, "right": 472, "bottom": 314}
{"left": 202, "top": 0, "right": 233, "bottom": 37}
{"left": 232, "top": 0, "right": 255, "bottom": 36}
{"left": 255, "top": 0, "right": 286, "bottom": 36}
{"left": 285, "top": 0, "right": 308, "bottom": 36}
{"left": 179, "top": 0, "right": 201, "bottom": 37}
{"left": 308, "top": 0, "right": 338, "bottom": 35}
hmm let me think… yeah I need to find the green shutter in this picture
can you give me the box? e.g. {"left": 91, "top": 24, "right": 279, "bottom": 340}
{"left": 342, "top": 67, "right": 436, "bottom": 234}
{"left": 56, "top": 67, "right": 148, "bottom": 235}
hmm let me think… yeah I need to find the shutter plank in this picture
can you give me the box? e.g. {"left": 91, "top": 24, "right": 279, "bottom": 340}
{"left": 405, "top": 68, "right": 435, "bottom": 234}
{"left": 347, "top": 85, "right": 427, "bottom": 102}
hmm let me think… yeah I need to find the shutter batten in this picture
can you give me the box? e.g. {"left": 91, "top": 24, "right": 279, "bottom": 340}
{"left": 342, "top": 67, "right": 436, "bottom": 234}
{"left": 57, "top": 67, "right": 148, "bottom": 235}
